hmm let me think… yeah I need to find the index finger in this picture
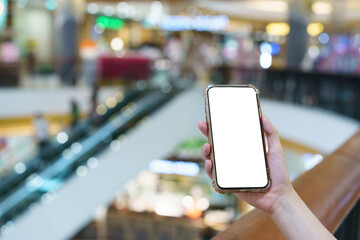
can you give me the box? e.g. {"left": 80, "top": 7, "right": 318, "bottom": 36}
{"left": 198, "top": 121, "right": 208, "bottom": 137}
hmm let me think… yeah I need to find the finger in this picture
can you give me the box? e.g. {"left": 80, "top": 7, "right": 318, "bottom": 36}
{"left": 198, "top": 121, "right": 208, "bottom": 137}
{"left": 201, "top": 143, "right": 211, "bottom": 159}
{"left": 262, "top": 115, "right": 282, "bottom": 152}
{"left": 204, "top": 159, "right": 212, "bottom": 179}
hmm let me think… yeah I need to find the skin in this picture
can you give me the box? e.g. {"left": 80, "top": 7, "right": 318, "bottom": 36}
{"left": 198, "top": 115, "right": 336, "bottom": 240}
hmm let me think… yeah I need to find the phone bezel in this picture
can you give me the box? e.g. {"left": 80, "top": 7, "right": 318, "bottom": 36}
{"left": 205, "top": 84, "right": 270, "bottom": 192}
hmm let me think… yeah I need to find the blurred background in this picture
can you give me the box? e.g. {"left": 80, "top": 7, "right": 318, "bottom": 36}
{"left": 0, "top": 0, "right": 359, "bottom": 239}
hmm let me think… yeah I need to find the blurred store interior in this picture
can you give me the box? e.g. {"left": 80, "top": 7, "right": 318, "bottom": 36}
{"left": 0, "top": 0, "right": 359, "bottom": 239}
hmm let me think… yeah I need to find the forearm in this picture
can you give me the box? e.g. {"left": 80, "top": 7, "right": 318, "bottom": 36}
{"left": 270, "top": 187, "right": 336, "bottom": 240}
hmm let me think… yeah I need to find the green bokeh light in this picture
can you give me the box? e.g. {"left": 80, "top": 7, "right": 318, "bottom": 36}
{"left": 96, "top": 16, "right": 124, "bottom": 30}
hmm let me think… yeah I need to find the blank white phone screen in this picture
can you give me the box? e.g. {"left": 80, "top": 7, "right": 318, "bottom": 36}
{"left": 207, "top": 86, "right": 268, "bottom": 189}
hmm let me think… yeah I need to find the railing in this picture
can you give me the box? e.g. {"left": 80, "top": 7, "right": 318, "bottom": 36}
{"left": 231, "top": 68, "right": 360, "bottom": 120}
{"left": 213, "top": 130, "right": 360, "bottom": 240}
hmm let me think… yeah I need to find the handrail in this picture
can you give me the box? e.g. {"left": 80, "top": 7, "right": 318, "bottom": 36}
{"left": 214, "top": 130, "right": 360, "bottom": 240}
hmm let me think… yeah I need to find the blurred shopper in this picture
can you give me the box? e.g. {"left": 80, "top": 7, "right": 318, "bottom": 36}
{"left": 56, "top": 6, "right": 77, "bottom": 85}
{"left": 0, "top": 138, "right": 7, "bottom": 152}
{"left": 70, "top": 99, "right": 80, "bottom": 129}
{"left": 34, "top": 113, "right": 49, "bottom": 159}
{"left": 26, "top": 40, "right": 37, "bottom": 75}
{"left": 165, "top": 35, "right": 183, "bottom": 81}
{"left": 198, "top": 116, "right": 337, "bottom": 240}
{"left": 79, "top": 40, "right": 98, "bottom": 87}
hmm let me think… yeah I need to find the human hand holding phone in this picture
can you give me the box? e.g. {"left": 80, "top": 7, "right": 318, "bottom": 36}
{"left": 198, "top": 115, "right": 292, "bottom": 214}
{"left": 198, "top": 115, "right": 337, "bottom": 240}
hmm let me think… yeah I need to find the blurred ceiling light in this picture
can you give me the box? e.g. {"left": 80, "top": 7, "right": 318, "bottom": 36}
{"left": 244, "top": 1, "right": 288, "bottom": 12}
{"left": 260, "top": 52, "right": 272, "bottom": 69}
{"left": 135, "top": 80, "right": 148, "bottom": 90}
{"left": 56, "top": 131, "right": 68, "bottom": 144}
{"left": 93, "top": 23, "right": 105, "bottom": 34}
{"left": 76, "top": 166, "right": 88, "bottom": 177}
{"left": 117, "top": 1, "right": 128, "bottom": 11}
{"left": 260, "top": 42, "right": 272, "bottom": 54}
{"left": 318, "top": 32, "right": 329, "bottom": 44}
{"left": 87, "top": 157, "right": 99, "bottom": 169}
{"left": 27, "top": 174, "right": 44, "bottom": 189}
{"left": 114, "top": 92, "right": 124, "bottom": 102}
{"left": 161, "top": 83, "right": 172, "bottom": 94}
{"left": 155, "top": 201, "right": 183, "bottom": 217}
{"left": 106, "top": 97, "right": 117, "bottom": 108}
{"left": 87, "top": 3, "right": 99, "bottom": 14}
{"left": 14, "top": 162, "right": 26, "bottom": 174}
{"left": 117, "top": 2, "right": 128, "bottom": 17}
{"left": 45, "top": 0, "right": 57, "bottom": 11}
{"left": 312, "top": 1, "right": 333, "bottom": 15}
{"left": 266, "top": 22, "right": 290, "bottom": 36}
{"left": 182, "top": 195, "right": 194, "bottom": 208}
{"left": 151, "top": 1, "right": 163, "bottom": 13}
{"left": 159, "top": 15, "right": 229, "bottom": 32}
{"left": 308, "top": 45, "right": 320, "bottom": 58}
{"left": 110, "top": 140, "right": 121, "bottom": 151}
{"left": 270, "top": 43, "right": 281, "bottom": 55}
{"left": 307, "top": 22, "right": 324, "bottom": 37}
{"left": 71, "top": 142, "right": 82, "bottom": 154}
{"left": 186, "top": 206, "right": 202, "bottom": 219}
{"left": 196, "top": 197, "right": 210, "bottom": 211}
{"left": 149, "top": 159, "right": 200, "bottom": 176}
{"left": 110, "top": 37, "right": 124, "bottom": 51}
{"left": 103, "top": 5, "right": 115, "bottom": 16}
{"left": 96, "top": 104, "right": 107, "bottom": 115}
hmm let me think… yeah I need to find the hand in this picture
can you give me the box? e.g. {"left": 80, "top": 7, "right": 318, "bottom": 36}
{"left": 198, "top": 115, "right": 293, "bottom": 214}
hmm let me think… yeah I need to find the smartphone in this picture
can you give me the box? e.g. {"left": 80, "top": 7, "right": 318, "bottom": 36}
{"left": 204, "top": 85, "right": 270, "bottom": 193}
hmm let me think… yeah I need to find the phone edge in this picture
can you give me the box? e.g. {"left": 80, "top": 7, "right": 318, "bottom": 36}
{"left": 204, "top": 84, "right": 271, "bottom": 194}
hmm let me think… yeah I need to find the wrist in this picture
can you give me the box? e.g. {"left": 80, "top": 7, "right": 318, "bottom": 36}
{"left": 270, "top": 186, "right": 298, "bottom": 223}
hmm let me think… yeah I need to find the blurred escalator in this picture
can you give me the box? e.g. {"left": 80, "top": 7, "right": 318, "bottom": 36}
{"left": 0, "top": 82, "right": 184, "bottom": 230}
{"left": 0, "top": 82, "right": 151, "bottom": 199}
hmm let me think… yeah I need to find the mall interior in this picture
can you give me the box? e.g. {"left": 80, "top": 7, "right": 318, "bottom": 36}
{"left": 0, "top": 0, "right": 359, "bottom": 239}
